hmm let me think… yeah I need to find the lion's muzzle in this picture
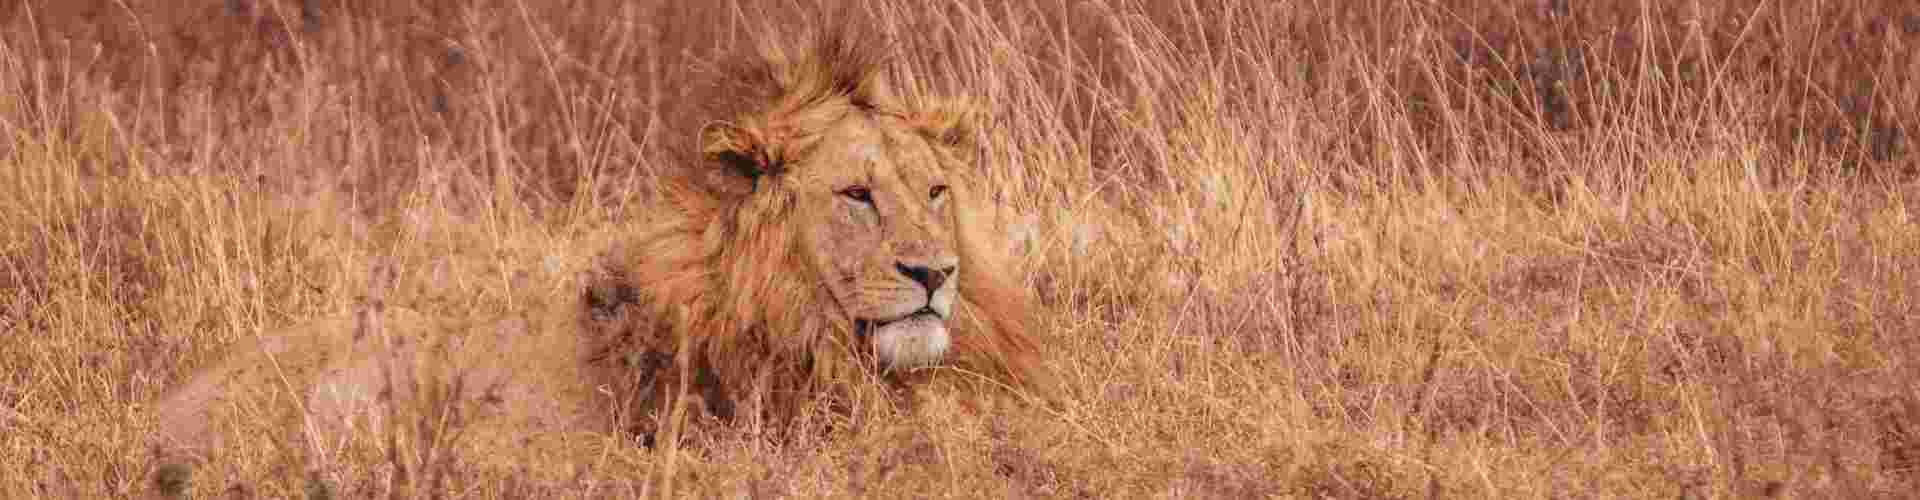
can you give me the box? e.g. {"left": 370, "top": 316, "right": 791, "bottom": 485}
{"left": 858, "top": 309, "right": 951, "bottom": 371}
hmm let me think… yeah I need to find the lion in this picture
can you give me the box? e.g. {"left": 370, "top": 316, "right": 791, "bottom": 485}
{"left": 146, "top": 25, "right": 1055, "bottom": 496}
{"left": 578, "top": 27, "right": 1057, "bottom": 436}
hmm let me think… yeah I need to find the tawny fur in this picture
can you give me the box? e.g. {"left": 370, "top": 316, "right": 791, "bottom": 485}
{"left": 582, "top": 27, "right": 1055, "bottom": 434}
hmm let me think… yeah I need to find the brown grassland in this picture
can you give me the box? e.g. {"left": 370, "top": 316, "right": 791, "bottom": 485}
{"left": 5, "top": 0, "right": 1920, "bottom": 498}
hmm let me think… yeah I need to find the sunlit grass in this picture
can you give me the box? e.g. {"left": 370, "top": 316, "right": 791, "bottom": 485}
{"left": 4, "top": 0, "right": 1917, "bottom": 498}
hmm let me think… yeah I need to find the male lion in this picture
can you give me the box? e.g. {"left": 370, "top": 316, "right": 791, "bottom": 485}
{"left": 147, "top": 26, "right": 1054, "bottom": 496}
{"left": 578, "top": 26, "right": 1057, "bottom": 437}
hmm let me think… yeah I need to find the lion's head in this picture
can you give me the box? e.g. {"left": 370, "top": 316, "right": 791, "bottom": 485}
{"left": 586, "top": 28, "right": 1053, "bottom": 428}
{"left": 708, "top": 89, "right": 969, "bottom": 371}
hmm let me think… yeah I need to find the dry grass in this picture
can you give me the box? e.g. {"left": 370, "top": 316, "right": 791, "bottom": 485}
{"left": 5, "top": 0, "right": 1920, "bottom": 498}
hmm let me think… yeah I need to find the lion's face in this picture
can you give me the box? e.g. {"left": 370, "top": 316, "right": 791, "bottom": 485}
{"left": 784, "top": 113, "right": 961, "bottom": 371}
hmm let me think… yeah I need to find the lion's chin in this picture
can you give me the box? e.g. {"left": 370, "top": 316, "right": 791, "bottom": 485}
{"left": 864, "top": 312, "right": 951, "bottom": 371}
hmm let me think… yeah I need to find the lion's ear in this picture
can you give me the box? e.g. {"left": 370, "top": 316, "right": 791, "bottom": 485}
{"left": 703, "top": 122, "right": 788, "bottom": 184}
{"left": 911, "top": 97, "right": 985, "bottom": 148}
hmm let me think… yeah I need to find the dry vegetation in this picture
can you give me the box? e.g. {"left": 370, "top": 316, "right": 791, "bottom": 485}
{"left": 5, "top": 0, "right": 1920, "bottom": 498}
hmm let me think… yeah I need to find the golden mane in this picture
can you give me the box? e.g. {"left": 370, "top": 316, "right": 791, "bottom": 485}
{"left": 581, "top": 27, "right": 1053, "bottom": 432}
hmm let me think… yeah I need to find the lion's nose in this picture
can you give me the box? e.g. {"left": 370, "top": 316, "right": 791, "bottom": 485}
{"left": 895, "top": 263, "right": 954, "bottom": 292}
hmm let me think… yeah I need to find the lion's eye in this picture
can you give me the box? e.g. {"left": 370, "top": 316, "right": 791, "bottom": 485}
{"left": 929, "top": 185, "right": 949, "bottom": 200}
{"left": 839, "top": 186, "right": 873, "bottom": 203}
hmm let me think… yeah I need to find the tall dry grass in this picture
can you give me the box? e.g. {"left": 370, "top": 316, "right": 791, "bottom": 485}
{"left": 4, "top": 0, "right": 1918, "bottom": 498}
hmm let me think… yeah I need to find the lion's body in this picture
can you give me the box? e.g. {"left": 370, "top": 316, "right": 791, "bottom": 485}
{"left": 147, "top": 25, "right": 1053, "bottom": 493}
{"left": 575, "top": 27, "right": 1054, "bottom": 436}
{"left": 149, "top": 297, "right": 620, "bottom": 454}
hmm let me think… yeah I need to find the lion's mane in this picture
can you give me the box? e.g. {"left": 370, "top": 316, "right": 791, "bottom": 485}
{"left": 580, "top": 27, "right": 1054, "bottom": 433}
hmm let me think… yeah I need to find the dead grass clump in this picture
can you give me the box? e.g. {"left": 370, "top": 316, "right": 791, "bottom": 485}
{"left": 6, "top": 0, "right": 1920, "bottom": 498}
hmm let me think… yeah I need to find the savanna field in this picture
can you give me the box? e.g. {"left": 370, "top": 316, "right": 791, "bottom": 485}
{"left": 4, "top": 0, "right": 1920, "bottom": 498}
